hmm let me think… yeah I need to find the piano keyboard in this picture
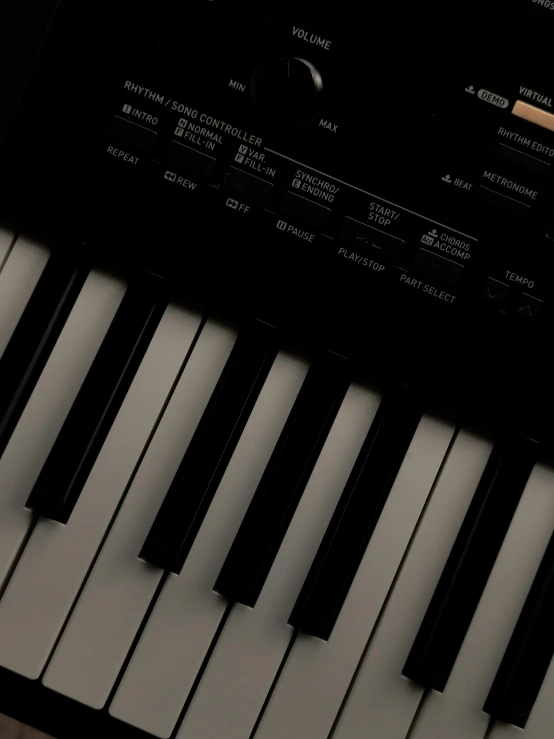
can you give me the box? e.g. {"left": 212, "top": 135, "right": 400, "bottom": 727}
{"left": 1, "top": 230, "right": 554, "bottom": 739}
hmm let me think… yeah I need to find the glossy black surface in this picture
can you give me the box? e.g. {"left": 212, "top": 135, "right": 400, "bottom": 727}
{"left": 140, "top": 320, "right": 279, "bottom": 573}
{"left": 0, "top": 0, "right": 552, "bottom": 454}
{"left": 214, "top": 352, "right": 350, "bottom": 607}
{"left": 164, "top": 140, "right": 216, "bottom": 180}
{"left": 0, "top": 0, "right": 60, "bottom": 146}
{"left": 251, "top": 56, "right": 324, "bottom": 125}
{"left": 403, "top": 436, "right": 538, "bottom": 691}
{"left": 289, "top": 386, "right": 422, "bottom": 640}
{"left": 109, "top": 114, "right": 158, "bottom": 154}
{"left": 25, "top": 273, "right": 165, "bottom": 523}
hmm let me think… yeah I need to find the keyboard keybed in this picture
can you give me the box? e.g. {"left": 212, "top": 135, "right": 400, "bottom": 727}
{"left": 0, "top": 229, "right": 553, "bottom": 739}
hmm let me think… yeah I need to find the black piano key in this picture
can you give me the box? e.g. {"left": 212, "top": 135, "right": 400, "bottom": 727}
{"left": 0, "top": 251, "right": 89, "bottom": 455}
{"left": 25, "top": 272, "right": 166, "bottom": 523}
{"left": 484, "top": 529, "right": 554, "bottom": 728}
{"left": 139, "top": 320, "right": 280, "bottom": 573}
{"left": 289, "top": 386, "right": 422, "bottom": 640}
{"left": 214, "top": 352, "right": 351, "bottom": 608}
{"left": 402, "top": 436, "right": 537, "bottom": 691}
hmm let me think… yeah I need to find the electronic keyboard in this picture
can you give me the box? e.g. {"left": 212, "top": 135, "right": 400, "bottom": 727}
{"left": 1, "top": 1, "right": 554, "bottom": 738}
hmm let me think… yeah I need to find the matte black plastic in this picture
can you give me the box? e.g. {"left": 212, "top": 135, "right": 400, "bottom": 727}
{"left": 0, "top": 251, "right": 89, "bottom": 457}
{"left": 214, "top": 352, "right": 350, "bottom": 607}
{"left": 26, "top": 273, "right": 165, "bottom": 523}
{"left": 403, "top": 436, "right": 538, "bottom": 691}
{"left": 290, "top": 386, "right": 422, "bottom": 640}
{"left": 139, "top": 320, "right": 280, "bottom": 573}
{"left": 485, "top": 529, "right": 554, "bottom": 728}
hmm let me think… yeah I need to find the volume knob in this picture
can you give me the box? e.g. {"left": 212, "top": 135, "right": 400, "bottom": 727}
{"left": 251, "top": 57, "right": 324, "bottom": 126}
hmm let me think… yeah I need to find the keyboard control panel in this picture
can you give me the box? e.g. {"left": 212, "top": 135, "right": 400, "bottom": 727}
{"left": 1, "top": 0, "right": 554, "bottom": 430}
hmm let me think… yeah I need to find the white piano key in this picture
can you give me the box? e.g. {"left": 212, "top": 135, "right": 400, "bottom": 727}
{"left": 0, "top": 303, "right": 203, "bottom": 678}
{"left": 489, "top": 704, "right": 544, "bottom": 739}
{"left": 42, "top": 319, "right": 238, "bottom": 708}
{"left": 488, "top": 724, "right": 524, "bottom": 739}
{"left": 0, "top": 226, "right": 15, "bottom": 272}
{"left": 407, "top": 462, "right": 554, "bottom": 739}
{"left": 254, "top": 414, "right": 456, "bottom": 739}
{"left": 0, "top": 269, "right": 125, "bottom": 587}
{"left": 331, "top": 429, "right": 494, "bottom": 739}
{"left": 0, "top": 235, "right": 49, "bottom": 359}
{"left": 173, "top": 383, "right": 382, "bottom": 739}
{"left": 109, "top": 350, "right": 310, "bottom": 738}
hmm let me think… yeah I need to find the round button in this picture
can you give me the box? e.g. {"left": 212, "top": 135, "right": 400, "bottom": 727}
{"left": 251, "top": 57, "right": 324, "bottom": 126}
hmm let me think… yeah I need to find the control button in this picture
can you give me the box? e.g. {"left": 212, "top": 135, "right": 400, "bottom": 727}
{"left": 514, "top": 293, "right": 543, "bottom": 318}
{"left": 164, "top": 140, "right": 216, "bottom": 181}
{"left": 477, "top": 185, "right": 532, "bottom": 216}
{"left": 108, "top": 115, "right": 158, "bottom": 154}
{"left": 105, "top": 144, "right": 143, "bottom": 169}
{"left": 157, "top": 166, "right": 199, "bottom": 192}
{"left": 496, "top": 142, "right": 550, "bottom": 175}
{"left": 265, "top": 212, "right": 318, "bottom": 244}
{"left": 481, "top": 278, "right": 509, "bottom": 305}
{"left": 223, "top": 195, "right": 256, "bottom": 218}
{"left": 413, "top": 247, "right": 464, "bottom": 286}
{"left": 223, "top": 167, "right": 273, "bottom": 205}
{"left": 280, "top": 191, "right": 330, "bottom": 229}
{"left": 512, "top": 100, "right": 554, "bottom": 134}
{"left": 340, "top": 217, "right": 404, "bottom": 259}
{"left": 251, "top": 57, "right": 324, "bottom": 126}
{"left": 478, "top": 166, "right": 539, "bottom": 214}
